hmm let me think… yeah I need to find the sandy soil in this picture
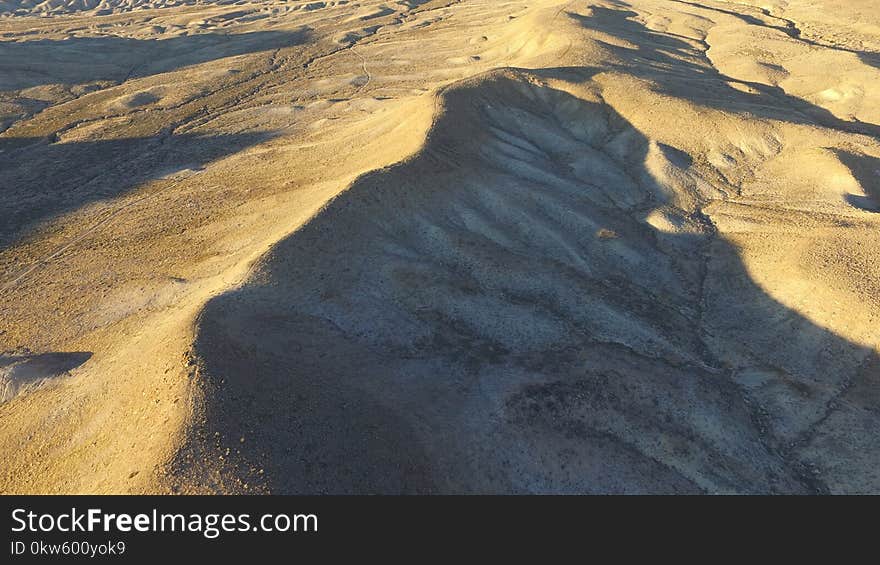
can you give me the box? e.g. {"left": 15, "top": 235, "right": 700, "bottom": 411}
{"left": 0, "top": 0, "right": 878, "bottom": 494}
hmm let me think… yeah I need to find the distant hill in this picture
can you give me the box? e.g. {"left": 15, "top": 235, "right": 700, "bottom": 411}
{"left": 0, "top": 0, "right": 231, "bottom": 16}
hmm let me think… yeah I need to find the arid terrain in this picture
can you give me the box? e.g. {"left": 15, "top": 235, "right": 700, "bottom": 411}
{"left": 0, "top": 0, "right": 878, "bottom": 494}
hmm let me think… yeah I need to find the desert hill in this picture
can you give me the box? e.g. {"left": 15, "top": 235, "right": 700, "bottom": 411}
{"left": 1, "top": 0, "right": 878, "bottom": 493}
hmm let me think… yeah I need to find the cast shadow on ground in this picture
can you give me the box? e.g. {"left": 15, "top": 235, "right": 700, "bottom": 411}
{"left": 0, "top": 351, "right": 92, "bottom": 403}
{"left": 569, "top": 4, "right": 880, "bottom": 139}
{"left": 0, "top": 28, "right": 311, "bottom": 92}
{"left": 666, "top": 0, "right": 880, "bottom": 73}
{"left": 0, "top": 130, "right": 276, "bottom": 251}
{"left": 834, "top": 150, "right": 880, "bottom": 212}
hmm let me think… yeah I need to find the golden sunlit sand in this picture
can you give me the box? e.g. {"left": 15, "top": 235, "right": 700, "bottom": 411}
{"left": 1, "top": 0, "right": 878, "bottom": 493}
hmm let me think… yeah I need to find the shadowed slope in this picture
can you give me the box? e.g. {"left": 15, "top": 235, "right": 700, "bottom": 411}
{"left": 177, "top": 69, "right": 879, "bottom": 493}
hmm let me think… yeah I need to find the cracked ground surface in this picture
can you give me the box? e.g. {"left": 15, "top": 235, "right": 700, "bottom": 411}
{"left": 1, "top": 0, "right": 879, "bottom": 493}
